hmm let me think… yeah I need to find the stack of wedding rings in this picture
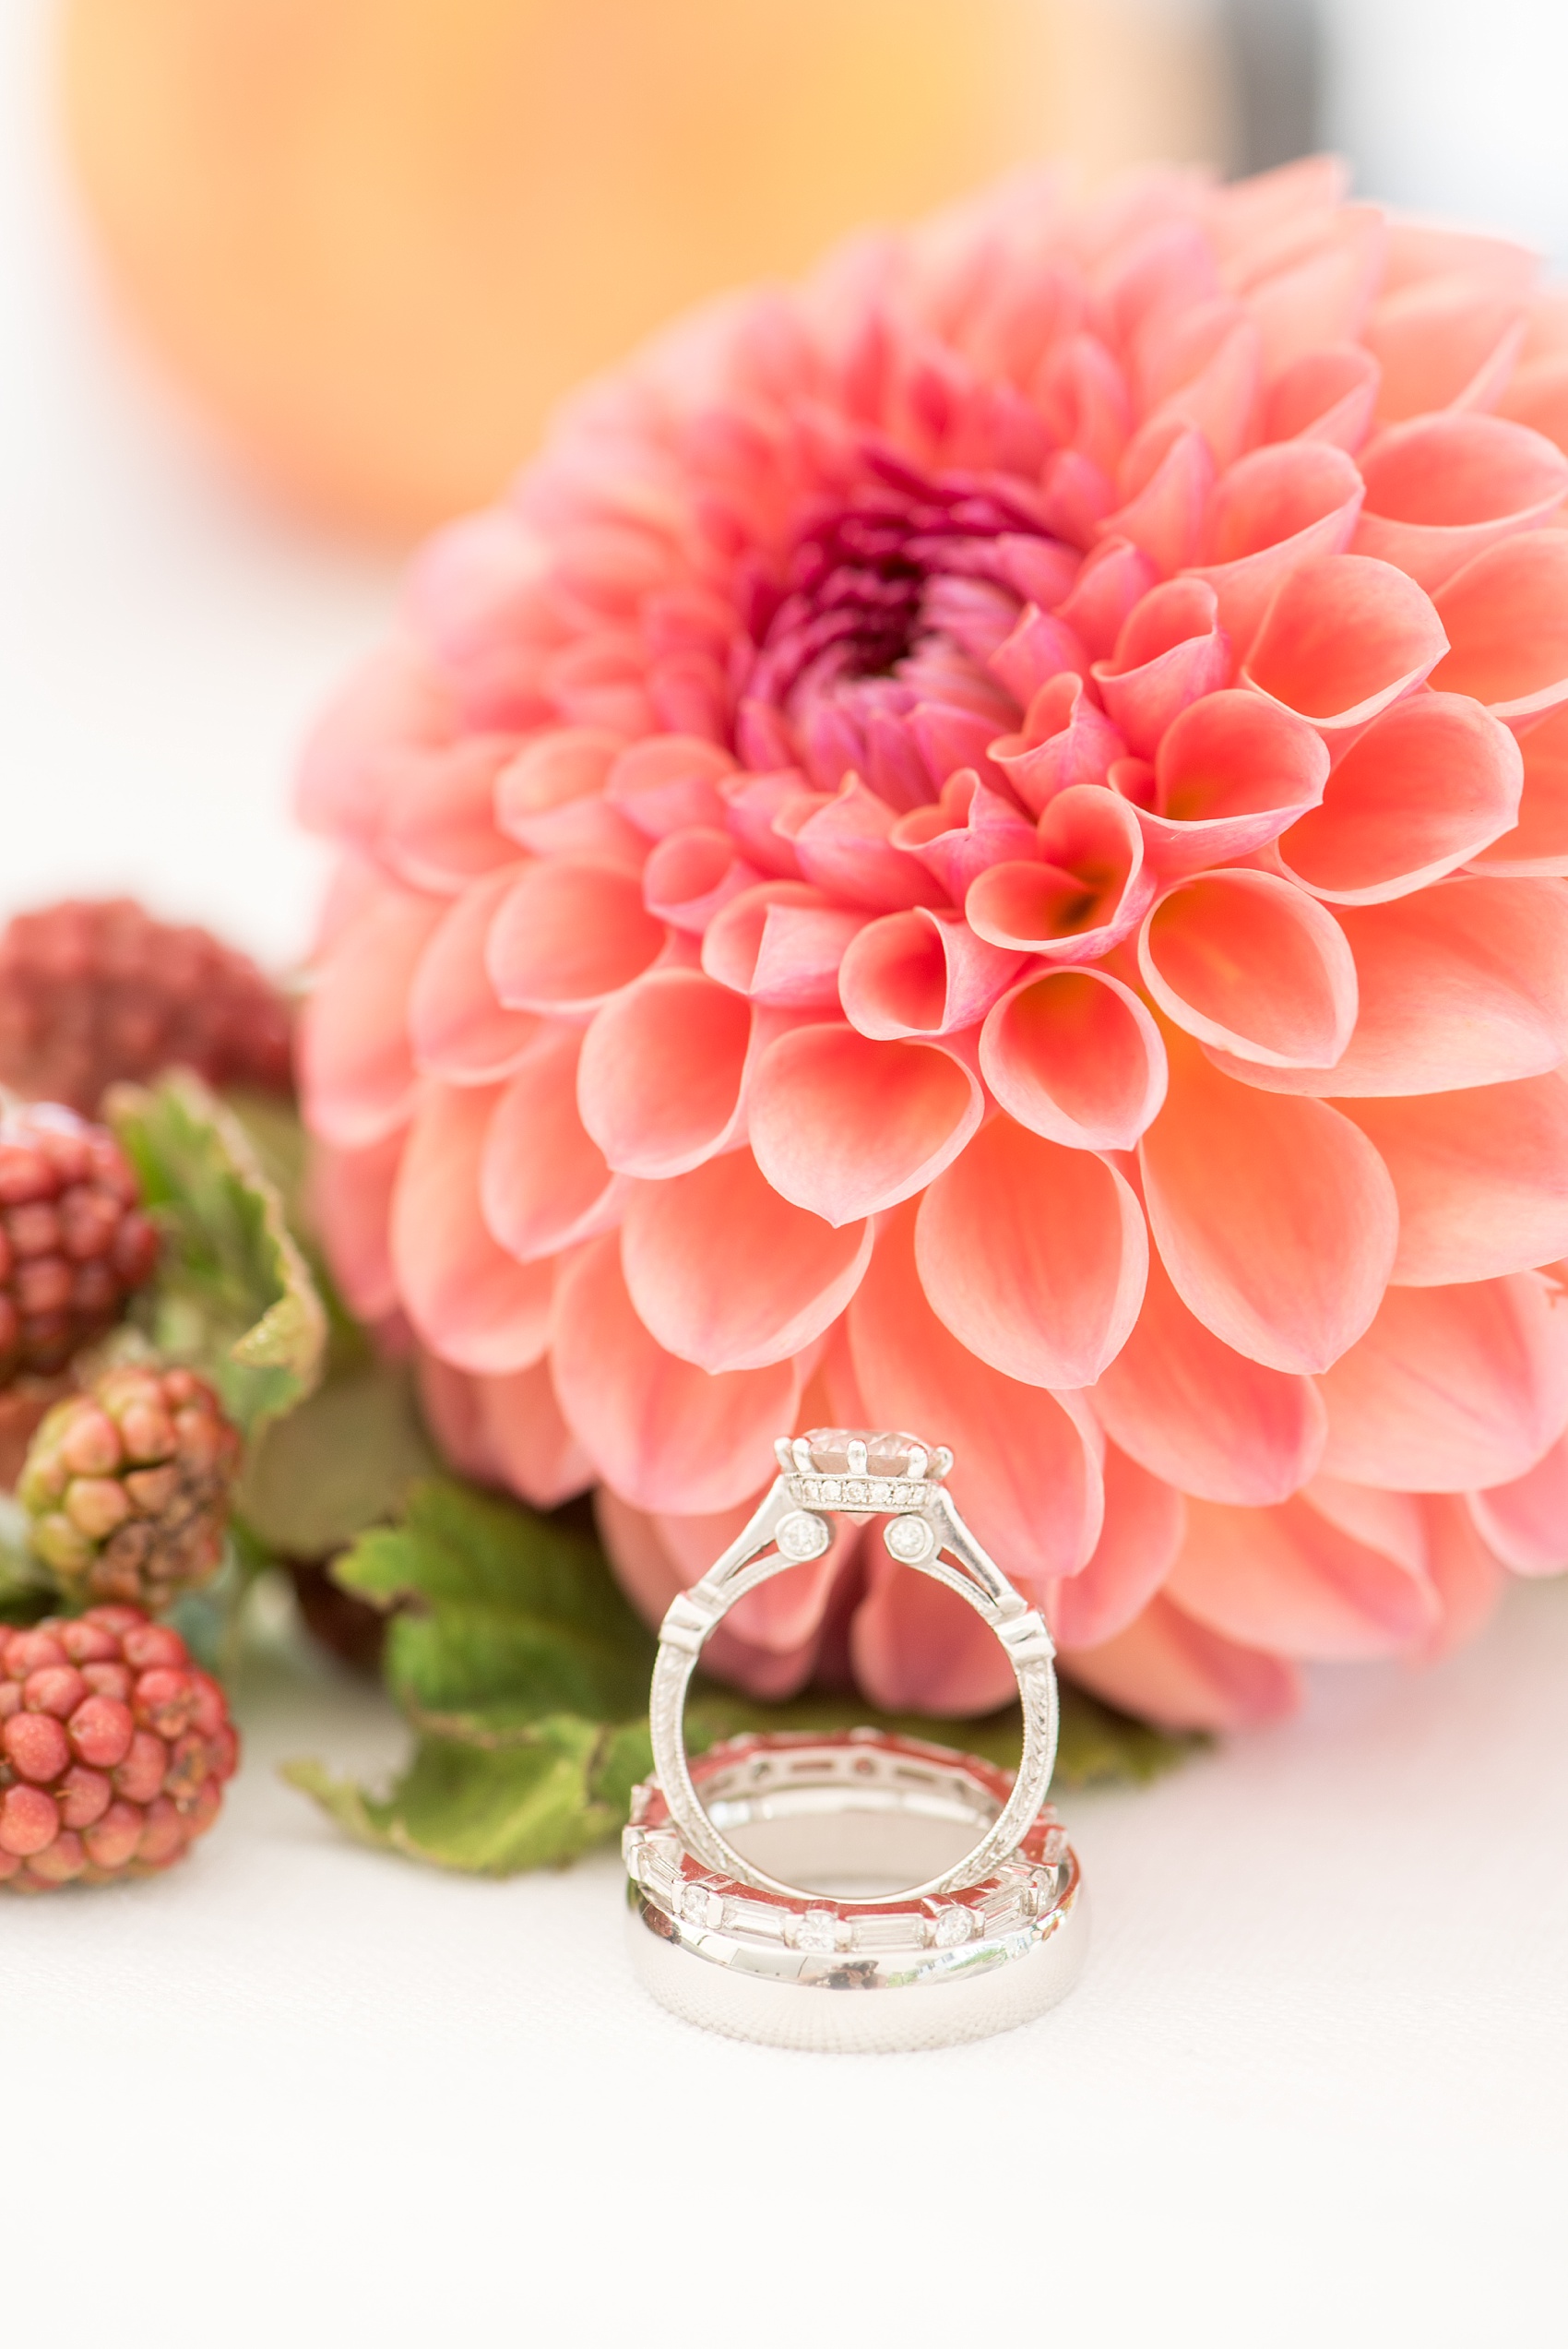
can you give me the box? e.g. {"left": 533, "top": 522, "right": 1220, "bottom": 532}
{"left": 623, "top": 1430, "right": 1088, "bottom": 2052}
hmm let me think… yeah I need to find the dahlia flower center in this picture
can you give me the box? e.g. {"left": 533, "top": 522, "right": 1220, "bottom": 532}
{"left": 741, "top": 462, "right": 1053, "bottom": 801}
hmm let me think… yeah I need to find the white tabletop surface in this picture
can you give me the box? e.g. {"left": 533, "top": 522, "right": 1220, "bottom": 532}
{"left": 3, "top": 9, "right": 1566, "bottom": 2343}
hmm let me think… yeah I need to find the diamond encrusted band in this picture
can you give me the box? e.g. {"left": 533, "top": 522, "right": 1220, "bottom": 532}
{"left": 624, "top": 1730, "right": 1087, "bottom": 2053}
{"left": 647, "top": 1428, "right": 1061, "bottom": 1906}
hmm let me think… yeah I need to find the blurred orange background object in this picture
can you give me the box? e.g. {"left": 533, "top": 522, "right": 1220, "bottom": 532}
{"left": 60, "top": 0, "right": 1230, "bottom": 538}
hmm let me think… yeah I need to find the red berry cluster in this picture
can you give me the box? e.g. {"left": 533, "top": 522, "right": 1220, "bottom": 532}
{"left": 0, "top": 1609, "right": 238, "bottom": 1890}
{"left": 0, "top": 1103, "right": 159, "bottom": 1376}
{"left": 0, "top": 897, "right": 292, "bottom": 1116}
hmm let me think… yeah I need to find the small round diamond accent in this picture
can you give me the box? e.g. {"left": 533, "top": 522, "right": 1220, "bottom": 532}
{"left": 795, "top": 1908, "right": 840, "bottom": 1951}
{"left": 932, "top": 1906, "right": 974, "bottom": 1949}
{"left": 776, "top": 1508, "right": 832, "bottom": 1563}
{"left": 884, "top": 1513, "right": 936, "bottom": 1565}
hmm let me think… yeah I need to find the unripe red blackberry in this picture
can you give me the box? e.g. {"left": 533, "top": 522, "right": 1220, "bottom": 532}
{"left": 20, "top": 1365, "right": 241, "bottom": 1610}
{"left": 0, "top": 1101, "right": 159, "bottom": 1378}
{"left": 0, "top": 1608, "right": 238, "bottom": 1890}
{"left": 0, "top": 897, "right": 292, "bottom": 1116}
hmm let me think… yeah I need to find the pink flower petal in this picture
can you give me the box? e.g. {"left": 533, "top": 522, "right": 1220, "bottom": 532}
{"left": 494, "top": 727, "right": 626, "bottom": 850}
{"left": 1275, "top": 693, "right": 1523, "bottom": 903}
{"left": 1048, "top": 1444, "right": 1185, "bottom": 1648}
{"left": 1353, "top": 412, "right": 1568, "bottom": 590}
{"left": 1136, "top": 687, "right": 1329, "bottom": 876}
{"left": 1137, "top": 870, "right": 1358, "bottom": 1067}
{"left": 576, "top": 969, "right": 753, "bottom": 1178}
{"left": 487, "top": 859, "right": 666, "bottom": 1017}
{"left": 1037, "top": 330, "right": 1132, "bottom": 474}
{"left": 1060, "top": 1592, "right": 1300, "bottom": 1731}
{"left": 990, "top": 674, "right": 1126, "bottom": 814}
{"left": 1052, "top": 536, "right": 1158, "bottom": 658}
{"left": 848, "top": 1208, "right": 1104, "bottom": 1583}
{"left": 980, "top": 967, "right": 1168, "bottom": 1151}
{"left": 1366, "top": 280, "right": 1527, "bottom": 423}
{"left": 1261, "top": 342, "right": 1381, "bottom": 452}
{"left": 480, "top": 1028, "right": 625, "bottom": 1263}
{"left": 374, "top": 736, "right": 518, "bottom": 898}
{"left": 1099, "top": 427, "right": 1217, "bottom": 575}
{"left": 1244, "top": 217, "right": 1385, "bottom": 373}
{"left": 715, "top": 767, "right": 813, "bottom": 877}
{"left": 416, "top": 1353, "right": 508, "bottom": 1487}
{"left": 1185, "top": 440, "right": 1365, "bottom": 657}
{"left": 1316, "top": 1273, "right": 1568, "bottom": 1491}
{"left": 1429, "top": 531, "right": 1568, "bottom": 728}
{"left": 1090, "top": 1238, "right": 1328, "bottom": 1505}
{"left": 1211, "top": 877, "right": 1568, "bottom": 1096}
{"left": 747, "top": 1024, "right": 982, "bottom": 1225}
{"left": 1139, "top": 1033, "right": 1397, "bottom": 1373}
{"left": 966, "top": 784, "right": 1154, "bottom": 961}
{"left": 1092, "top": 578, "right": 1233, "bottom": 756}
{"left": 891, "top": 770, "right": 1039, "bottom": 898}
{"left": 849, "top": 1546, "right": 1019, "bottom": 1716}
{"left": 914, "top": 1115, "right": 1147, "bottom": 1389}
{"left": 296, "top": 650, "right": 453, "bottom": 844}
{"left": 603, "top": 733, "right": 734, "bottom": 837}
{"left": 1497, "top": 351, "right": 1568, "bottom": 454}
{"left": 473, "top": 1359, "right": 595, "bottom": 1508}
{"left": 391, "top": 1085, "right": 554, "bottom": 1373}
{"left": 1471, "top": 705, "right": 1568, "bottom": 874}
{"left": 1379, "top": 219, "right": 1537, "bottom": 295}
{"left": 790, "top": 774, "right": 947, "bottom": 911}
{"left": 1339, "top": 1076, "right": 1568, "bottom": 1286}
{"left": 641, "top": 826, "right": 760, "bottom": 932}
{"left": 299, "top": 884, "right": 445, "bottom": 1149}
{"left": 701, "top": 880, "right": 871, "bottom": 1008}
{"left": 1421, "top": 1494, "right": 1508, "bottom": 1656}
{"left": 1132, "top": 317, "right": 1264, "bottom": 473}
{"left": 908, "top": 702, "right": 1010, "bottom": 795}
{"left": 620, "top": 1149, "right": 871, "bottom": 1373}
{"left": 1242, "top": 553, "right": 1449, "bottom": 740}
{"left": 408, "top": 864, "right": 544, "bottom": 1085}
{"left": 1166, "top": 1490, "right": 1439, "bottom": 1659}
{"left": 552, "top": 1234, "right": 800, "bottom": 1514}
{"left": 1466, "top": 1435, "right": 1568, "bottom": 1577}
{"left": 987, "top": 603, "right": 1090, "bottom": 703}
{"left": 1039, "top": 448, "right": 1118, "bottom": 549}
{"left": 837, "top": 909, "right": 1023, "bottom": 1040}
{"left": 308, "top": 1132, "right": 405, "bottom": 1324}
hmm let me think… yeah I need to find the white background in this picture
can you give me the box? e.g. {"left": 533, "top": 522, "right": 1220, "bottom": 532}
{"left": 3, "top": 6, "right": 1567, "bottom": 2342}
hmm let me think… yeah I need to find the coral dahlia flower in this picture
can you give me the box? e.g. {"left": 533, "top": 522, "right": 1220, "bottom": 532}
{"left": 298, "top": 156, "right": 1568, "bottom": 1732}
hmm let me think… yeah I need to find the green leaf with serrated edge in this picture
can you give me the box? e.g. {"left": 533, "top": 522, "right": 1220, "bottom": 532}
{"left": 283, "top": 1724, "right": 624, "bottom": 1875}
{"left": 106, "top": 1072, "right": 327, "bottom": 1437}
{"left": 334, "top": 1480, "right": 657, "bottom": 1726}
{"left": 236, "top": 1363, "right": 439, "bottom": 1560}
{"left": 290, "top": 1476, "right": 1198, "bottom": 1877}
{"left": 220, "top": 1090, "right": 373, "bottom": 1377}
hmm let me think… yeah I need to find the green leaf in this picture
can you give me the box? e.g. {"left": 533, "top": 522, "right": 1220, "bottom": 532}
{"left": 282, "top": 1721, "right": 634, "bottom": 1875}
{"left": 334, "top": 1479, "right": 658, "bottom": 1732}
{"left": 288, "top": 1477, "right": 1199, "bottom": 1877}
{"left": 236, "top": 1362, "right": 439, "bottom": 1560}
{"left": 0, "top": 1496, "right": 56, "bottom": 1626}
{"left": 106, "top": 1072, "right": 327, "bottom": 1437}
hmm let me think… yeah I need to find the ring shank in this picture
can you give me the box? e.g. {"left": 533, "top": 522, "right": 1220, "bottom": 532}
{"left": 648, "top": 1464, "right": 1060, "bottom": 1906}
